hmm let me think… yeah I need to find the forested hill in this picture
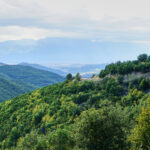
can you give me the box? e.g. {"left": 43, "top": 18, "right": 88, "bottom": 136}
{"left": 99, "top": 54, "right": 150, "bottom": 78}
{"left": 0, "top": 78, "right": 35, "bottom": 102}
{"left": 0, "top": 65, "right": 64, "bottom": 87}
{"left": 0, "top": 56, "right": 150, "bottom": 150}
{"left": 0, "top": 65, "right": 64, "bottom": 102}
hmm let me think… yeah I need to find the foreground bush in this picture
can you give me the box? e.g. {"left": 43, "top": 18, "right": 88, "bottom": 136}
{"left": 129, "top": 98, "right": 150, "bottom": 150}
{"left": 74, "top": 104, "right": 129, "bottom": 150}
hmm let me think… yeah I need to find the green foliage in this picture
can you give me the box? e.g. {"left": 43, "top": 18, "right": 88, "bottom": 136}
{"left": 66, "top": 73, "right": 73, "bottom": 81}
{"left": 0, "top": 78, "right": 35, "bottom": 102}
{"left": 15, "top": 131, "right": 49, "bottom": 150}
{"left": 74, "top": 105, "right": 129, "bottom": 150}
{"left": 117, "top": 75, "right": 124, "bottom": 84}
{"left": 48, "top": 128, "right": 74, "bottom": 150}
{"left": 75, "top": 73, "right": 81, "bottom": 81}
{"left": 99, "top": 54, "right": 150, "bottom": 77}
{"left": 129, "top": 98, "right": 150, "bottom": 150}
{"left": 137, "top": 54, "right": 148, "bottom": 62}
{"left": 121, "top": 89, "right": 144, "bottom": 106}
{"left": 139, "top": 78, "right": 150, "bottom": 91}
{"left": 100, "top": 77, "right": 124, "bottom": 101}
{"left": 128, "top": 77, "right": 150, "bottom": 92}
{"left": 0, "top": 60, "right": 150, "bottom": 149}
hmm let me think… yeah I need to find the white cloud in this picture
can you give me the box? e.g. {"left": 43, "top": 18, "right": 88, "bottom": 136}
{"left": 1, "top": 0, "right": 150, "bottom": 20}
{"left": 0, "top": 26, "right": 84, "bottom": 42}
{"left": 1, "top": 0, "right": 150, "bottom": 41}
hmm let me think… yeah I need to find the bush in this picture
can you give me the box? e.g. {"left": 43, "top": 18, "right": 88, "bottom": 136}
{"left": 74, "top": 105, "right": 129, "bottom": 150}
{"left": 129, "top": 98, "right": 150, "bottom": 150}
{"left": 137, "top": 54, "right": 148, "bottom": 62}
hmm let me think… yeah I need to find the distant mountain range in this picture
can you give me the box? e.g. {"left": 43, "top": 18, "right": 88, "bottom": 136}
{"left": 18, "top": 62, "right": 66, "bottom": 76}
{"left": 54, "top": 64, "right": 107, "bottom": 77}
{"left": 0, "top": 77, "right": 35, "bottom": 102}
{"left": 0, "top": 65, "right": 64, "bottom": 102}
{"left": 18, "top": 63, "right": 106, "bottom": 77}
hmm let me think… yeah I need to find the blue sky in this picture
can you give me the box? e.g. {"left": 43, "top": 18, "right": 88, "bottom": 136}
{"left": 0, "top": 0, "right": 150, "bottom": 65}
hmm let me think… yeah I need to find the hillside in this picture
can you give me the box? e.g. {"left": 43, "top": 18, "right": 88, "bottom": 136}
{"left": 0, "top": 65, "right": 64, "bottom": 102}
{"left": 0, "top": 54, "right": 150, "bottom": 149}
{"left": 0, "top": 78, "right": 35, "bottom": 102}
{"left": 99, "top": 54, "right": 150, "bottom": 78}
{"left": 0, "top": 65, "right": 65, "bottom": 87}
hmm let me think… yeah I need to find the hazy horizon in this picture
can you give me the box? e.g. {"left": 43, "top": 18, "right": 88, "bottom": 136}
{"left": 0, "top": 0, "right": 150, "bottom": 64}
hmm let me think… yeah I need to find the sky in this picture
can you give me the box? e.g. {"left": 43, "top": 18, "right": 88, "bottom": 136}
{"left": 0, "top": 0, "right": 150, "bottom": 65}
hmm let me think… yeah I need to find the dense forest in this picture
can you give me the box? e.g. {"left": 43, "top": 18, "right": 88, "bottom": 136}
{"left": 0, "top": 65, "right": 64, "bottom": 102}
{"left": 0, "top": 78, "right": 35, "bottom": 102}
{"left": 99, "top": 54, "right": 150, "bottom": 77}
{"left": 0, "top": 54, "right": 150, "bottom": 149}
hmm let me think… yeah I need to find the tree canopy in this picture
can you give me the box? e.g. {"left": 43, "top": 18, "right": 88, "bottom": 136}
{"left": 0, "top": 54, "right": 150, "bottom": 149}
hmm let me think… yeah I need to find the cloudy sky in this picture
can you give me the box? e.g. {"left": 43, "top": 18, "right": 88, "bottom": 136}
{"left": 0, "top": 0, "right": 150, "bottom": 65}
